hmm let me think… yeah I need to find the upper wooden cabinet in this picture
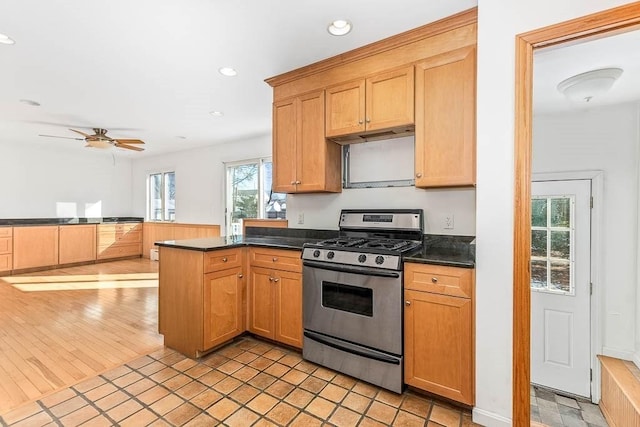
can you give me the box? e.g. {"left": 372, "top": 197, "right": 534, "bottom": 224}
{"left": 273, "top": 90, "right": 341, "bottom": 193}
{"left": 59, "top": 225, "right": 97, "bottom": 265}
{"left": 414, "top": 46, "right": 476, "bottom": 187}
{"left": 13, "top": 226, "right": 59, "bottom": 270}
{"left": 326, "top": 66, "right": 415, "bottom": 138}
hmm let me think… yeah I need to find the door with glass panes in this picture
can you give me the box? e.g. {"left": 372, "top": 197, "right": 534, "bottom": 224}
{"left": 531, "top": 180, "right": 591, "bottom": 398}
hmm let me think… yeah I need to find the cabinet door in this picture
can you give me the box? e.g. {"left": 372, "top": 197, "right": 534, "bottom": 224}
{"left": 59, "top": 225, "right": 97, "bottom": 264}
{"left": 366, "top": 66, "right": 414, "bottom": 132}
{"left": 249, "top": 267, "right": 275, "bottom": 340}
{"left": 404, "top": 289, "right": 473, "bottom": 405}
{"left": 273, "top": 98, "right": 298, "bottom": 193}
{"left": 297, "top": 90, "right": 340, "bottom": 193}
{"left": 325, "top": 80, "right": 365, "bottom": 137}
{"left": 274, "top": 270, "right": 303, "bottom": 348}
{"left": 12, "top": 226, "right": 59, "bottom": 270}
{"left": 415, "top": 46, "right": 476, "bottom": 187}
{"left": 203, "top": 267, "right": 244, "bottom": 350}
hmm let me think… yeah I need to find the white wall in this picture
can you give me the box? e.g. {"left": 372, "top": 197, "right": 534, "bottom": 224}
{"left": 534, "top": 103, "right": 640, "bottom": 359}
{"left": 287, "top": 187, "right": 476, "bottom": 234}
{"left": 131, "top": 135, "right": 271, "bottom": 226}
{"left": 0, "top": 143, "right": 133, "bottom": 218}
{"left": 475, "top": 1, "right": 633, "bottom": 425}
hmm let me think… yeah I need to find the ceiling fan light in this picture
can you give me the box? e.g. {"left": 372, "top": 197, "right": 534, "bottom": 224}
{"left": 328, "top": 19, "right": 352, "bottom": 36}
{"left": 557, "top": 67, "right": 623, "bottom": 103}
{"left": 0, "top": 33, "right": 15, "bottom": 45}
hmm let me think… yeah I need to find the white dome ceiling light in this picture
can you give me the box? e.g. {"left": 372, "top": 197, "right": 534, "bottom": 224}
{"left": 557, "top": 67, "right": 623, "bottom": 103}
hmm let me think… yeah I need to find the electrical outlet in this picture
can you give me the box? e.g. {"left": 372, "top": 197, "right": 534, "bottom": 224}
{"left": 444, "top": 213, "right": 454, "bottom": 230}
{"left": 297, "top": 212, "right": 304, "bottom": 225}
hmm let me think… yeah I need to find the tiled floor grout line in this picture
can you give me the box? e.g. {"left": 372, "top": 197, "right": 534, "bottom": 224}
{"left": 74, "top": 385, "right": 121, "bottom": 426}
{"left": 36, "top": 399, "right": 63, "bottom": 427}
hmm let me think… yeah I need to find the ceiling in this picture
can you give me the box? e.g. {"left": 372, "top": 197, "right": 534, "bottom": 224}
{"left": 0, "top": 0, "right": 477, "bottom": 157}
{"left": 534, "top": 28, "right": 640, "bottom": 114}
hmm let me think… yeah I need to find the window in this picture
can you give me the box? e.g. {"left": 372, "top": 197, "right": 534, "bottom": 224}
{"left": 531, "top": 195, "right": 574, "bottom": 294}
{"left": 225, "top": 158, "right": 286, "bottom": 235}
{"left": 148, "top": 171, "right": 175, "bottom": 221}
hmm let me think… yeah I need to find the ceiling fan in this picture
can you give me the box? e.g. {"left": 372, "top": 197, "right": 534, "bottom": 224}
{"left": 39, "top": 128, "right": 145, "bottom": 151}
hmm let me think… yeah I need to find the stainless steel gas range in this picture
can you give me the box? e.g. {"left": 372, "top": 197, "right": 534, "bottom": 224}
{"left": 301, "top": 209, "right": 423, "bottom": 393}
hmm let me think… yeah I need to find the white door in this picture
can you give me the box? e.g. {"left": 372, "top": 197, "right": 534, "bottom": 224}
{"left": 531, "top": 179, "right": 591, "bottom": 397}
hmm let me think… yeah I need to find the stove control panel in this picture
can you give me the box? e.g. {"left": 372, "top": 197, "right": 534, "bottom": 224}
{"left": 302, "top": 248, "right": 401, "bottom": 270}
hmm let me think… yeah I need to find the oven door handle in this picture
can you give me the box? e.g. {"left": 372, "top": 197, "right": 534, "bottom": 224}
{"left": 304, "top": 331, "right": 400, "bottom": 365}
{"left": 302, "top": 260, "right": 400, "bottom": 278}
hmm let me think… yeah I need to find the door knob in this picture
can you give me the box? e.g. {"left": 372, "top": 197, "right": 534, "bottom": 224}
{"left": 405, "top": 301, "right": 411, "bottom": 306}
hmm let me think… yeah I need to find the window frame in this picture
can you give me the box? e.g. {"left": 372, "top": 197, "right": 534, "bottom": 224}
{"left": 147, "top": 171, "right": 175, "bottom": 222}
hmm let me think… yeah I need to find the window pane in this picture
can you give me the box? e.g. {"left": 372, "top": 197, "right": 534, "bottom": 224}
{"left": 531, "top": 260, "right": 547, "bottom": 289}
{"left": 550, "top": 261, "right": 571, "bottom": 293}
{"left": 531, "top": 230, "right": 547, "bottom": 257}
{"left": 164, "top": 172, "right": 175, "bottom": 221}
{"left": 229, "top": 163, "right": 259, "bottom": 234}
{"left": 550, "top": 197, "right": 570, "bottom": 227}
{"left": 531, "top": 198, "right": 547, "bottom": 227}
{"left": 262, "top": 161, "right": 287, "bottom": 219}
{"left": 550, "top": 230, "right": 570, "bottom": 259}
{"left": 150, "top": 174, "right": 162, "bottom": 221}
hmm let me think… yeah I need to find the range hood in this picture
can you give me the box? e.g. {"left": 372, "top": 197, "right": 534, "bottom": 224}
{"left": 327, "top": 125, "right": 415, "bottom": 145}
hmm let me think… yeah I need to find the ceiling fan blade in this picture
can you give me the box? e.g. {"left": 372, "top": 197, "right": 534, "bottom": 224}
{"left": 114, "top": 138, "right": 145, "bottom": 144}
{"left": 115, "top": 143, "right": 144, "bottom": 152}
{"left": 69, "top": 128, "right": 91, "bottom": 137}
{"left": 39, "top": 134, "right": 84, "bottom": 140}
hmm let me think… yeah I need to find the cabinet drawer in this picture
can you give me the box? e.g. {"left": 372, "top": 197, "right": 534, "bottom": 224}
{"left": 249, "top": 248, "right": 302, "bottom": 273}
{"left": 0, "top": 236, "right": 12, "bottom": 254}
{"left": 204, "top": 248, "right": 242, "bottom": 273}
{"left": 0, "top": 227, "right": 12, "bottom": 238}
{"left": 0, "top": 254, "right": 12, "bottom": 272}
{"left": 97, "top": 243, "right": 142, "bottom": 260}
{"left": 404, "top": 263, "right": 473, "bottom": 298}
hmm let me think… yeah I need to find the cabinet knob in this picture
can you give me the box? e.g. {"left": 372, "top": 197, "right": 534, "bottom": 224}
{"left": 269, "top": 277, "right": 274, "bottom": 282}
{"left": 291, "top": 181, "right": 296, "bottom": 185}
{"left": 274, "top": 278, "right": 280, "bottom": 282}
{"left": 431, "top": 277, "right": 438, "bottom": 283}
{"left": 366, "top": 118, "right": 371, "bottom": 123}
{"left": 358, "top": 119, "right": 363, "bottom": 124}
{"left": 415, "top": 173, "right": 422, "bottom": 178}
{"left": 272, "top": 257, "right": 278, "bottom": 262}
{"left": 238, "top": 274, "right": 243, "bottom": 278}
{"left": 296, "top": 180, "right": 301, "bottom": 184}
{"left": 405, "top": 300, "right": 411, "bottom": 306}
{"left": 222, "top": 257, "right": 228, "bottom": 262}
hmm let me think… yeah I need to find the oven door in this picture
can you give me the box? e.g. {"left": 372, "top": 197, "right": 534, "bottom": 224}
{"left": 302, "top": 261, "right": 402, "bottom": 355}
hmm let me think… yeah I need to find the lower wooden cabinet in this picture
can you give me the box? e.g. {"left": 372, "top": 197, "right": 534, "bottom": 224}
{"left": 248, "top": 248, "right": 303, "bottom": 348}
{"left": 59, "top": 225, "right": 97, "bottom": 264}
{"left": 404, "top": 263, "right": 475, "bottom": 405}
{"left": 203, "top": 267, "right": 244, "bottom": 350}
{"left": 97, "top": 223, "right": 142, "bottom": 260}
{"left": 12, "top": 226, "right": 59, "bottom": 270}
{"left": 159, "top": 247, "right": 246, "bottom": 358}
{"left": 0, "top": 227, "right": 12, "bottom": 273}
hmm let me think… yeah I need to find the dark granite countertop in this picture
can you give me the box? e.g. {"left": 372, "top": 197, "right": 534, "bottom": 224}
{"left": 404, "top": 235, "right": 475, "bottom": 268}
{"left": 157, "top": 228, "right": 476, "bottom": 268}
{"left": 0, "top": 217, "right": 143, "bottom": 226}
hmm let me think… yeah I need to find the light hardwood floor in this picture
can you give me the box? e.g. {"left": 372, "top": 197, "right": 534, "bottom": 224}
{"left": 0, "top": 258, "right": 163, "bottom": 415}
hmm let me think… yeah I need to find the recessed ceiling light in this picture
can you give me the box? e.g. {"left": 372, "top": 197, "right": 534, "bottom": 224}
{"left": 0, "top": 33, "right": 15, "bottom": 45}
{"left": 19, "top": 99, "right": 40, "bottom": 106}
{"left": 176, "top": 135, "right": 187, "bottom": 140}
{"left": 218, "top": 67, "right": 237, "bottom": 77}
{"left": 328, "top": 19, "right": 352, "bottom": 36}
{"left": 209, "top": 111, "right": 224, "bottom": 117}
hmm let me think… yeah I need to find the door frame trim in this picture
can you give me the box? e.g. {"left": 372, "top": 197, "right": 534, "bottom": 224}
{"left": 513, "top": 3, "right": 640, "bottom": 424}
{"left": 532, "top": 171, "right": 603, "bottom": 402}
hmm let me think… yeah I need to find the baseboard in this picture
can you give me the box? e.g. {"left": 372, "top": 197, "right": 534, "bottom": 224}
{"left": 602, "top": 347, "right": 635, "bottom": 361}
{"left": 472, "top": 407, "right": 511, "bottom": 427}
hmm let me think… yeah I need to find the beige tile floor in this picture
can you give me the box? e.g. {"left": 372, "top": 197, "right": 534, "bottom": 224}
{"left": 0, "top": 336, "right": 477, "bottom": 427}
